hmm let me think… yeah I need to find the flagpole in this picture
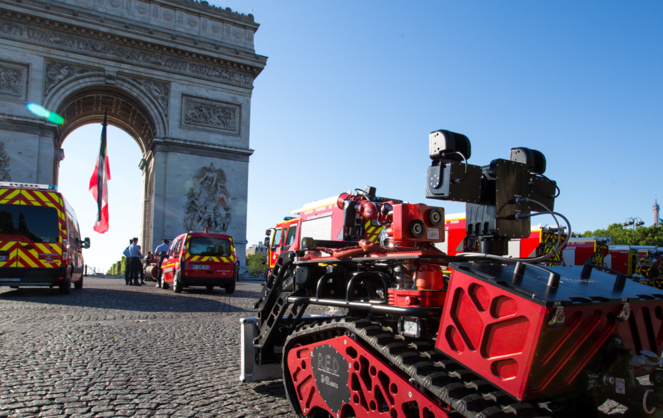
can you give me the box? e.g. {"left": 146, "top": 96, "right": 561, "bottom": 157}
{"left": 96, "top": 112, "right": 107, "bottom": 222}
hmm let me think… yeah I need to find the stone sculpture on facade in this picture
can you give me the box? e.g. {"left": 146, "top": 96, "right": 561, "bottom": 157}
{"left": 183, "top": 163, "right": 231, "bottom": 233}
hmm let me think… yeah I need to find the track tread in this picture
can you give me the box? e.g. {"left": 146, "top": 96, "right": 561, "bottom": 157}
{"left": 283, "top": 317, "right": 553, "bottom": 418}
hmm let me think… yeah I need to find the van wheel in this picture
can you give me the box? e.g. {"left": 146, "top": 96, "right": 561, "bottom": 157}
{"left": 225, "top": 282, "right": 235, "bottom": 294}
{"left": 160, "top": 279, "right": 169, "bottom": 290}
{"left": 59, "top": 276, "right": 71, "bottom": 294}
{"left": 174, "top": 271, "right": 183, "bottom": 293}
{"left": 74, "top": 276, "right": 84, "bottom": 290}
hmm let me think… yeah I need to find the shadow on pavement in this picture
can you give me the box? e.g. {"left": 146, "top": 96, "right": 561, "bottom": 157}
{"left": 0, "top": 277, "right": 261, "bottom": 314}
{"left": 251, "top": 380, "right": 287, "bottom": 399}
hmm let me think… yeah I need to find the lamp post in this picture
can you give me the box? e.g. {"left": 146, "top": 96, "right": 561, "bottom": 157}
{"left": 623, "top": 217, "right": 645, "bottom": 245}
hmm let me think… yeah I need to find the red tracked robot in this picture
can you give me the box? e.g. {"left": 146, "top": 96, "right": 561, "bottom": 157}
{"left": 241, "top": 130, "right": 663, "bottom": 417}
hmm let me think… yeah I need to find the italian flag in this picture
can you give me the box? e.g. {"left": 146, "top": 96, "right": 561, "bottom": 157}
{"left": 89, "top": 112, "right": 111, "bottom": 233}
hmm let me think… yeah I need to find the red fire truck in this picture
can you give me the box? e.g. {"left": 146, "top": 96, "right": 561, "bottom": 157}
{"left": 265, "top": 188, "right": 388, "bottom": 273}
{"left": 438, "top": 212, "right": 565, "bottom": 261}
{"left": 563, "top": 237, "right": 611, "bottom": 266}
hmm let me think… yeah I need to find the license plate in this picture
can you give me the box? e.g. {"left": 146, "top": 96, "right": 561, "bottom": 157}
{"left": 191, "top": 264, "right": 210, "bottom": 270}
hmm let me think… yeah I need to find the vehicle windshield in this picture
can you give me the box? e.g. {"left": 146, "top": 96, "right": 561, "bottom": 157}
{"left": 0, "top": 204, "right": 59, "bottom": 243}
{"left": 188, "top": 237, "right": 232, "bottom": 257}
{"left": 271, "top": 228, "right": 282, "bottom": 250}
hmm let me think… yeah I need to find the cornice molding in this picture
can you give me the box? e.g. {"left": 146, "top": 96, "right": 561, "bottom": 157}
{"left": 0, "top": 15, "right": 263, "bottom": 87}
{"left": 0, "top": 0, "right": 267, "bottom": 73}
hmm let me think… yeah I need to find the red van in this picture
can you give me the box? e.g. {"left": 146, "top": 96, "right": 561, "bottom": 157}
{"left": 159, "top": 231, "right": 237, "bottom": 294}
{"left": 0, "top": 182, "right": 90, "bottom": 293}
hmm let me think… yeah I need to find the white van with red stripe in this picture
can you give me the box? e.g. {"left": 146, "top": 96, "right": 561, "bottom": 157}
{"left": 0, "top": 182, "right": 90, "bottom": 293}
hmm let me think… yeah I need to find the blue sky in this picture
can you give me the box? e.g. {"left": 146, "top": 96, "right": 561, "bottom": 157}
{"left": 60, "top": 1, "right": 663, "bottom": 272}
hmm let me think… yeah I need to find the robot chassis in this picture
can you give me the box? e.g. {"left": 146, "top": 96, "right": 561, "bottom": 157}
{"left": 247, "top": 130, "right": 663, "bottom": 417}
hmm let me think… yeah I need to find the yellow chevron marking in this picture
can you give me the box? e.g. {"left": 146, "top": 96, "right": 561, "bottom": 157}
{"left": 0, "top": 189, "right": 19, "bottom": 204}
{"left": 34, "top": 191, "right": 49, "bottom": 204}
{"left": 18, "top": 251, "right": 39, "bottom": 268}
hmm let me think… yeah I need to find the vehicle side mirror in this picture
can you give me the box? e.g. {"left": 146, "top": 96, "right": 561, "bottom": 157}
{"left": 82, "top": 237, "right": 91, "bottom": 249}
{"left": 264, "top": 237, "right": 270, "bottom": 247}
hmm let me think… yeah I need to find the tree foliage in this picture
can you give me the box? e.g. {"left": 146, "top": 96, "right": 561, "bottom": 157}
{"left": 247, "top": 253, "right": 268, "bottom": 276}
{"left": 580, "top": 223, "right": 663, "bottom": 247}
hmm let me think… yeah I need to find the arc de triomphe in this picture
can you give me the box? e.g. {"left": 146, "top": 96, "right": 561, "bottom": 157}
{"left": 0, "top": 0, "right": 267, "bottom": 267}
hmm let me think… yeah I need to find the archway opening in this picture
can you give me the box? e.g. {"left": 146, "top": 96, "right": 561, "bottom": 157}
{"left": 55, "top": 85, "right": 157, "bottom": 154}
{"left": 58, "top": 124, "right": 144, "bottom": 274}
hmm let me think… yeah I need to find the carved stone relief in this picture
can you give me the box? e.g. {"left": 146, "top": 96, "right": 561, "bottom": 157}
{"left": 127, "top": 76, "right": 170, "bottom": 116}
{"left": 0, "top": 142, "right": 11, "bottom": 181}
{"left": 183, "top": 163, "right": 231, "bottom": 233}
{"left": 44, "top": 60, "right": 94, "bottom": 96}
{"left": 0, "top": 60, "right": 28, "bottom": 101}
{"left": 181, "top": 95, "right": 239, "bottom": 134}
{"left": 0, "top": 19, "right": 255, "bottom": 87}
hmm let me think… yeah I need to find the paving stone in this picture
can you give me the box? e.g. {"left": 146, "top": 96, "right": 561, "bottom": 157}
{"left": 0, "top": 276, "right": 293, "bottom": 417}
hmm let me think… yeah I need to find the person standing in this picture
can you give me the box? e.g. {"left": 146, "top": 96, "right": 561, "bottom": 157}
{"left": 154, "top": 239, "right": 169, "bottom": 287}
{"left": 128, "top": 237, "right": 142, "bottom": 286}
{"left": 122, "top": 239, "right": 132, "bottom": 285}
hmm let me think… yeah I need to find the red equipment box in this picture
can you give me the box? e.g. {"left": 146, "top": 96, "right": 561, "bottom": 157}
{"left": 388, "top": 203, "right": 445, "bottom": 244}
{"left": 436, "top": 262, "right": 663, "bottom": 401}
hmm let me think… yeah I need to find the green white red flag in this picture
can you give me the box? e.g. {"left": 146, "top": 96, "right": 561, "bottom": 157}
{"left": 89, "top": 112, "right": 111, "bottom": 233}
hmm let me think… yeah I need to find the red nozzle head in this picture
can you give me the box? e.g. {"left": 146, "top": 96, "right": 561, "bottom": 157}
{"left": 337, "top": 192, "right": 353, "bottom": 209}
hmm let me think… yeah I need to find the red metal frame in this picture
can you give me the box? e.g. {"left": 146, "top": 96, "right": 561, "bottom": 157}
{"left": 285, "top": 334, "right": 450, "bottom": 417}
{"left": 388, "top": 288, "right": 446, "bottom": 308}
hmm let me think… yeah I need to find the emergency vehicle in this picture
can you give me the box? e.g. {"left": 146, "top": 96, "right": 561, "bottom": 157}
{"left": 432, "top": 212, "right": 565, "bottom": 260}
{"left": 632, "top": 246, "right": 663, "bottom": 288}
{"left": 159, "top": 229, "right": 237, "bottom": 294}
{"left": 563, "top": 237, "right": 611, "bottom": 266}
{"left": 266, "top": 197, "right": 566, "bottom": 273}
{"left": 605, "top": 244, "right": 637, "bottom": 277}
{"left": 0, "top": 182, "right": 90, "bottom": 293}
{"left": 265, "top": 188, "right": 389, "bottom": 272}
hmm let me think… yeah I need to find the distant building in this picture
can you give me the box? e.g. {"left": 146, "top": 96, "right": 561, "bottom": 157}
{"left": 655, "top": 199, "right": 661, "bottom": 225}
{"left": 246, "top": 243, "right": 268, "bottom": 256}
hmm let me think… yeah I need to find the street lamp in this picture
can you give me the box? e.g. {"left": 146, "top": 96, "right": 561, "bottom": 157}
{"left": 623, "top": 217, "right": 645, "bottom": 245}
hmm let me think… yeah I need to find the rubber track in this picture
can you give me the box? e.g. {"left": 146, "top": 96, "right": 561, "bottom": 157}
{"left": 284, "top": 317, "right": 553, "bottom": 418}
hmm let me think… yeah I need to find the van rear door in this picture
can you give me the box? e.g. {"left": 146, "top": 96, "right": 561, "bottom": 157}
{"left": 14, "top": 189, "right": 63, "bottom": 269}
{"left": 185, "top": 235, "right": 235, "bottom": 278}
{"left": 0, "top": 187, "right": 21, "bottom": 268}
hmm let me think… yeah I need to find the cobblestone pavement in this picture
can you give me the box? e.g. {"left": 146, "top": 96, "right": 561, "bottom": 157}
{"left": 0, "top": 276, "right": 294, "bottom": 418}
{"left": 0, "top": 276, "right": 632, "bottom": 418}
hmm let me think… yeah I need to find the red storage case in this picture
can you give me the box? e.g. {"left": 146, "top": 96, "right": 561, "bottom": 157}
{"left": 436, "top": 262, "right": 663, "bottom": 401}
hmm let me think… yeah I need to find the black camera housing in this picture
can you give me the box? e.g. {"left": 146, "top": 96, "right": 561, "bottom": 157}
{"left": 425, "top": 130, "right": 557, "bottom": 255}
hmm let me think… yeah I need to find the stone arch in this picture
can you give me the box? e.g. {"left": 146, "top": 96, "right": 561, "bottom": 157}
{"left": 44, "top": 72, "right": 167, "bottom": 154}
{"left": 0, "top": 0, "right": 267, "bottom": 270}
